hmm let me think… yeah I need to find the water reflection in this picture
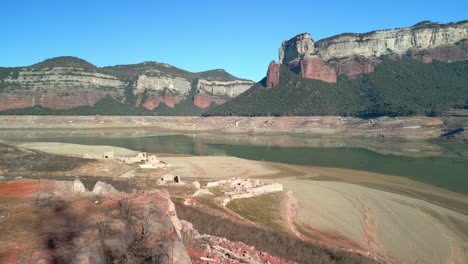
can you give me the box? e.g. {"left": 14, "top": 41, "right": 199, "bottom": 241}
{"left": 1, "top": 129, "right": 467, "bottom": 193}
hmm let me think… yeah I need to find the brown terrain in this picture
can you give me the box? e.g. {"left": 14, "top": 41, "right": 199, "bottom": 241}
{"left": 0, "top": 142, "right": 378, "bottom": 264}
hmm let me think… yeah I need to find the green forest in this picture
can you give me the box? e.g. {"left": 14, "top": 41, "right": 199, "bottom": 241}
{"left": 205, "top": 58, "right": 468, "bottom": 117}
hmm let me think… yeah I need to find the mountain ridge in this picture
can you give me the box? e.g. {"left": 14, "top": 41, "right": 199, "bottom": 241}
{"left": 0, "top": 56, "right": 254, "bottom": 114}
{"left": 206, "top": 20, "right": 468, "bottom": 117}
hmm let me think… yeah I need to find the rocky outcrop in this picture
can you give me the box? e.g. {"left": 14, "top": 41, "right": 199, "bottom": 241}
{"left": 193, "top": 93, "right": 211, "bottom": 109}
{"left": 27, "top": 181, "right": 192, "bottom": 264}
{"left": 278, "top": 21, "right": 468, "bottom": 80}
{"left": 92, "top": 181, "right": 117, "bottom": 196}
{"left": 134, "top": 74, "right": 191, "bottom": 95}
{"left": 136, "top": 92, "right": 178, "bottom": 110}
{"left": 265, "top": 61, "right": 280, "bottom": 88}
{"left": 196, "top": 79, "right": 254, "bottom": 98}
{"left": 290, "top": 57, "right": 337, "bottom": 83}
{"left": 314, "top": 21, "right": 468, "bottom": 61}
{"left": 279, "top": 33, "right": 315, "bottom": 65}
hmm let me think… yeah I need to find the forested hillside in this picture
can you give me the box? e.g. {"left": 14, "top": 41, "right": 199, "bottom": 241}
{"left": 205, "top": 58, "right": 468, "bottom": 117}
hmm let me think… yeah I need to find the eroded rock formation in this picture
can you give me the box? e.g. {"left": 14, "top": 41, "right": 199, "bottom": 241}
{"left": 277, "top": 21, "right": 468, "bottom": 81}
{"left": 266, "top": 61, "right": 280, "bottom": 88}
{"left": 27, "top": 180, "right": 191, "bottom": 264}
{"left": 193, "top": 93, "right": 211, "bottom": 109}
{"left": 290, "top": 57, "right": 337, "bottom": 83}
{"left": 0, "top": 57, "right": 254, "bottom": 113}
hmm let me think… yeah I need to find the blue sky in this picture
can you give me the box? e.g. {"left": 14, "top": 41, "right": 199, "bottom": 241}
{"left": 3, "top": 0, "right": 467, "bottom": 81}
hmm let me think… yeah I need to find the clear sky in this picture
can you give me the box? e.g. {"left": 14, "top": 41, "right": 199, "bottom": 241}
{"left": 3, "top": 0, "right": 467, "bottom": 81}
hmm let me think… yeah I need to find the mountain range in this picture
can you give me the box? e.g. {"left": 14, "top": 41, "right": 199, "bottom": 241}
{"left": 1, "top": 20, "right": 467, "bottom": 116}
{"left": 0, "top": 57, "right": 253, "bottom": 115}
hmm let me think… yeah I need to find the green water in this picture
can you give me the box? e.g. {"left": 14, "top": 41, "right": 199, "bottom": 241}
{"left": 4, "top": 133, "right": 468, "bottom": 194}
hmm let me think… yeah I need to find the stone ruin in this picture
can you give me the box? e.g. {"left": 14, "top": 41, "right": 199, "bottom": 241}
{"left": 194, "top": 178, "right": 283, "bottom": 206}
{"left": 116, "top": 152, "right": 147, "bottom": 164}
{"left": 156, "top": 174, "right": 182, "bottom": 185}
{"left": 180, "top": 220, "right": 296, "bottom": 264}
{"left": 83, "top": 151, "right": 170, "bottom": 169}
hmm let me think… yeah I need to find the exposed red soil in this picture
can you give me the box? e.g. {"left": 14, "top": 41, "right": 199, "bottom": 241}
{"left": 0, "top": 179, "right": 50, "bottom": 200}
{"left": 0, "top": 249, "right": 23, "bottom": 264}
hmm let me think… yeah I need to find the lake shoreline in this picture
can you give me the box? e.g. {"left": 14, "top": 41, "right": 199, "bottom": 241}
{"left": 0, "top": 115, "right": 447, "bottom": 140}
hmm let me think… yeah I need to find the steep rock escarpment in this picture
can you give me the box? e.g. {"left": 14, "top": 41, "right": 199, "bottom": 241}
{"left": 0, "top": 57, "right": 254, "bottom": 113}
{"left": 0, "top": 67, "right": 125, "bottom": 111}
{"left": 273, "top": 20, "right": 468, "bottom": 82}
{"left": 290, "top": 57, "right": 337, "bottom": 83}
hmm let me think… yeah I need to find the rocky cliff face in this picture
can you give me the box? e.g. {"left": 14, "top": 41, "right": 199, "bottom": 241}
{"left": 265, "top": 61, "right": 280, "bottom": 88}
{"left": 0, "top": 66, "right": 125, "bottom": 111}
{"left": 314, "top": 21, "right": 468, "bottom": 61}
{"left": 0, "top": 57, "right": 254, "bottom": 113}
{"left": 290, "top": 57, "right": 337, "bottom": 83}
{"left": 274, "top": 20, "right": 468, "bottom": 83}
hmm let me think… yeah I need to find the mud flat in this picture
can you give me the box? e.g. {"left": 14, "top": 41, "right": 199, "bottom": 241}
{"left": 162, "top": 156, "right": 279, "bottom": 179}
{"left": 0, "top": 115, "right": 445, "bottom": 139}
{"left": 15, "top": 142, "right": 138, "bottom": 157}
{"left": 276, "top": 178, "right": 468, "bottom": 264}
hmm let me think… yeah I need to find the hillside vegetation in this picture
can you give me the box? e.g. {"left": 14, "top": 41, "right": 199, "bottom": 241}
{"left": 205, "top": 58, "right": 468, "bottom": 117}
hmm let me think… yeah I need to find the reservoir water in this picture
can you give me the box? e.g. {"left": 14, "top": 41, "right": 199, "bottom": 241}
{"left": 2, "top": 129, "right": 467, "bottom": 194}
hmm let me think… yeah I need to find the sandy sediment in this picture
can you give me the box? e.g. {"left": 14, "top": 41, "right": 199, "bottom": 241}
{"left": 276, "top": 179, "right": 468, "bottom": 264}
{"left": 15, "top": 142, "right": 138, "bottom": 157}
{"left": 162, "top": 156, "right": 279, "bottom": 179}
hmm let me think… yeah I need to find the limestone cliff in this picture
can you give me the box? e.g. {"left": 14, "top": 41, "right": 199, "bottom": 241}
{"left": 0, "top": 57, "right": 254, "bottom": 113}
{"left": 275, "top": 20, "right": 468, "bottom": 82}
{"left": 0, "top": 65, "right": 125, "bottom": 111}
{"left": 314, "top": 21, "right": 468, "bottom": 61}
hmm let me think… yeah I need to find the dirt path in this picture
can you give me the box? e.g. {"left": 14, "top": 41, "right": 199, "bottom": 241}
{"left": 283, "top": 191, "right": 302, "bottom": 238}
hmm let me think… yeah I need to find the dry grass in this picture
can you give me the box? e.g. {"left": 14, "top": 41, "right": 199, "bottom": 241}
{"left": 227, "top": 193, "right": 285, "bottom": 230}
{"left": 175, "top": 203, "right": 377, "bottom": 264}
{"left": 0, "top": 143, "right": 89, "bottom": 172}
